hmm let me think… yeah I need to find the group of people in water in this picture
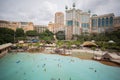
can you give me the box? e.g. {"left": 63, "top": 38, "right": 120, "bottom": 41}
{"left": 51, "top": 77, "right": 71, "bottom": 80}
{"left": 15, "top": 57, "right": 98, "bottom": 80}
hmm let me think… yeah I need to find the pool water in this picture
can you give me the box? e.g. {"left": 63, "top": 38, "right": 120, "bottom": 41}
{"left": 0, "top": 52, "right": 120, "bottom": 80}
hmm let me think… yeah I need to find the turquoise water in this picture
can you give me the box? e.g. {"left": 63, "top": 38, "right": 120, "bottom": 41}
{"left": 0, "top": 52, "right": 120, "bottom": 80}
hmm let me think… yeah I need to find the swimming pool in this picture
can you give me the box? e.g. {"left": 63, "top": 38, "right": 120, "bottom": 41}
{"left": 0, "top": 52, "right": 120, "bottom": 80}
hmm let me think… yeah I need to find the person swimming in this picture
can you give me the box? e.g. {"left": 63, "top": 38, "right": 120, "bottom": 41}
{"left": 16, "top": 60, "right": 20, "bottom": 63}
{"left": 44, "top": 68, "right": 46, "bottom": 72}
{"left": 24, "top": 72, "right": 26, "bottom": 75}
{"left": 95, "top": 70, "right": 97, "bottom": 72}
{"left": 42, "top": 64, "right": 46, "bottom": 68}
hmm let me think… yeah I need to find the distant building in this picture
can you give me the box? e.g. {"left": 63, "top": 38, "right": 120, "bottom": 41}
{"left": 54, "top": 12, "right": 65, "bottom": 33}
{"left": 55, "top": 12, "right": 64, "bottom": 26}
{"left": 9, "top": 22, "right": 20, "bottom": 31}
{"left": 0, "top": 20, "right": 34, "bottom": 32}
{"left": 0, "top": 20, "right": 18, "bottom": 31}
{"left": 34, "top": 25, "right": 47, "bottom": 33}
{"left": 19, "top": 22, "right": 34, "bottom": 32}
{"left": 65, "top": 3, "right": 90, "bottom": 40}
{"left": 0, "top": 20, "right": 10, "bottom": 28}
{"left": 113, "top": 16, "right": 120, "bottom": 30}
{"left": 47, "top": 22, "right": 56, "bottom": 33}
{"left": 90, "top": 13, "right": 114, "bottom": 34}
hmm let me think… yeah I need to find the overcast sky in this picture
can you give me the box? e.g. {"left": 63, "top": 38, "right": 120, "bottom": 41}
{"left": 0, "top": 0, "right": 120, "bottom": 25}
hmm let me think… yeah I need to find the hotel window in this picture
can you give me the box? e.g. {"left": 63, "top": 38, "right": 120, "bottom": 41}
{"left": 98, "top": 18, "right": 101, "bottom": 27}
{"left": 67, "top": 20, "right": 73, "bottom": 26}
{"left": 102, "top": 18, "right": 105, "bottom": 27}
{"left": 92, "top": 19, "right": 97, "bottom": 27}
{"left": 92, "top": 19, "right": 94, "bottom": 27}
{"left": 110, "top": 17, "right": 113, "bottom": 27}
{"left": 106, "top": 17, "right": 109, "bottom": 27}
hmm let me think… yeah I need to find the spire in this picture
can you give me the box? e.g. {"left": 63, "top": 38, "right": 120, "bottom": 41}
{"left": 88, "top": 10, "right": 91, "bottom": 14}
{"left": 73, "top": 3, "right": 75, "bottom": 8}
{"left": 65, "top": 5, "right": 68, "bottom": 10}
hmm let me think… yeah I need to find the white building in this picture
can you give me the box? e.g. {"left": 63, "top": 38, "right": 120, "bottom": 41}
{"left": 65, "top": 3, "right": 90, "bottom": 40}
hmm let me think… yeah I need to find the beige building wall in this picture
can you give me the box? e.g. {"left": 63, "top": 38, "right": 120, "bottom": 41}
{"left": 0, "top": 20, "right": 18, "bottom": 31}
{"left": 19, "top": 22, "right": 34, "bottom": 32}
{"left": 9, "top": 22, "right": 20, "bottom": 31}
{"left": 54, "top": 12, "right": 65, "bottom": 33}
{"left": 114, "top": 16, "right": 120, "bottom": 30}
{"left": 55, "top": 12, "right": 64, "bottom": 26}
{"left": 90, "top": 13, "right": 114, "bottom": 34}
{"left": 34, "top": 25, "right": 47, "bottom": 33}
{"left": 0, "top": 20, "right": 10, "bottom": 28}
{"left": 47, "top": 22, "right": 56, "bottom": 33}
{"left": 0, "top": 20, "right": 34, "bottom": 32}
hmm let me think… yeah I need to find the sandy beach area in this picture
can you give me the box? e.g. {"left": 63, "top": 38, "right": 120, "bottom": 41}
{"left": 43, "top": 47, "right": 120, "bottom": 67}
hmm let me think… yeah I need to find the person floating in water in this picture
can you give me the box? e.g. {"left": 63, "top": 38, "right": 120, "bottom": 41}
{"left": 69, "top": 77, "right": 71, "bottom": 80}
{"left": 58, "top": 78, "right": 60, "bottom": 80}
{"left": 44, "top": 68, "right": 46, "bottom": 72}
{"left": 16, "top": 60, "right": 20, "bottom": 63}
{"left": 42, "top": 64, "right": 46, "bottom": 68}
{"left": 24, "top": 72, "right": 26, "bottom": 75}
{"left": 95, "top": 70, "right": 97, "bottom": 72}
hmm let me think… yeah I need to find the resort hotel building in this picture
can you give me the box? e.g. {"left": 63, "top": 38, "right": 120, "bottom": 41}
{"left": 90, "top": 13, "right": 114, "bottom": 34}
{"left": 65, "top": 3, "right": 120, "bottom": 40}
{"left": 113, "top": 16, "right": 120, "bottom": 31}
{"left": 65, "top": 3, "right": 90, "bottom": 40}
{"left": 0, "top": 20, "right": 34, "bottom": 32}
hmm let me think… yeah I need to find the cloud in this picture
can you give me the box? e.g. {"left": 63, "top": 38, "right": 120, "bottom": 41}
{"left": 0, "top": 0, "right": 120, "bottom": 25}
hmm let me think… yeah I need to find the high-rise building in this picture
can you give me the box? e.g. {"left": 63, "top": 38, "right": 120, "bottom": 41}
{"left": 90, "top": 13, "right": 114, "bottom": 33}
{"left": 55, "top": 12, "right": 64, "bottom": 26}
{"left": 54, "top": 12, "right": 65, "bottom": 33}
{"left": 65, "top": 3, "right": 90, "bottom": 40}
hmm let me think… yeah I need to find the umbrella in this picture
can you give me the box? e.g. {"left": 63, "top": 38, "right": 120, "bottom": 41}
{"left": 82, "top": 41, "right": 98, "bottom": 47}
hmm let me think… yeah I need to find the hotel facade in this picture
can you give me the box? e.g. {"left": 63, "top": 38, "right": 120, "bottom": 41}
{"left": 65, "top": 3, "right": 120, "bottom": 40}
{"left": 0, "top": 20, "right": 34, "bottom": 32}
{"left": 65, "top": 3, "right": 90, "bottom": 40}
{"left": 113, "top": 16, "right": 120, "bottom": 31}
{"left": 90, "top": 13, "right": 114, "bottom": 33}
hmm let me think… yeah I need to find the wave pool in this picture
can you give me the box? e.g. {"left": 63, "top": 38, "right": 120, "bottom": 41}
{"left": 0, "top": 52, "right": 120, "bottom": 80}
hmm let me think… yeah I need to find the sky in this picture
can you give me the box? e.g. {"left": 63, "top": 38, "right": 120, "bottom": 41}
{"left": 0, "top": 0, "right": 120, "bottom": 25}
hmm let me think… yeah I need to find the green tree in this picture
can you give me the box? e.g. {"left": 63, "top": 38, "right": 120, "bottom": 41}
{"left": 39, "top": 29, "right": 54, "bottom": 43}
{"left": 0, "top": 27, "right": 14, "bottom": 44}
{"left": 15, "top": 28, "right": 24, "bottom": 37}
{"left": 56, "top": 31, "right": 65, "bottom": 40}
{"left": 26, "top": 30, "right": 38, "bottom": 36}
